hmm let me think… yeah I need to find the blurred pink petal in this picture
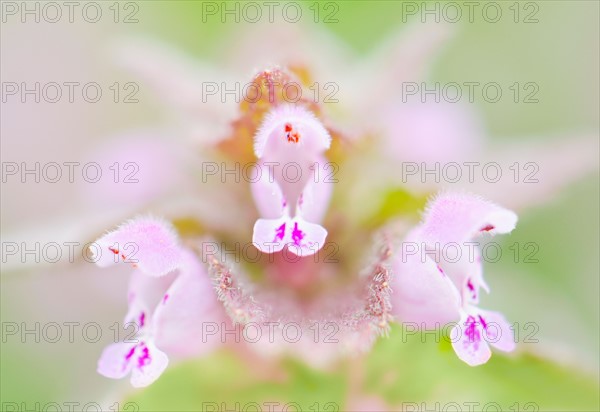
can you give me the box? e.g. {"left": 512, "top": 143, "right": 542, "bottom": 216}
{"left": 224, "top": 22, "right": 353, "bottom": 86}
{"left": 382, "top": 102, "right": 484, "bottom": 165}
{"left": 80, "top": 132, "right": 189, "bottom": 209}
{"left": 476, "top": 135, "right": 599, "bottom": 211}
{"left": 112, "top": 37, "right": 238, "bottom": 144}
{"left": 346, "top": 395, "right": 394, "bottom": 412}
{"left": 352, "top": 21, "right": 457, "bottom": 112}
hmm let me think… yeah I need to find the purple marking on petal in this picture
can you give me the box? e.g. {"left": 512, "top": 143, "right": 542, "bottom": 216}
{"left": 291, "top": 222, "right": 305, "bottom": 246}
{"left": 125, "top": 346, "right": 136, "bottom": 361}
{"left": 478, "top": 314, "right": 496, "bottom": 340}
{"left": 123, "top": 345, "right": 136, "bottom": 371}
{"left": 162, "top": 294, "right": 169, "bottom": 305}
{"left": 467, "top": 279, "right": 477, "bottom": 300}
{"left": 464, "top": 315, "right": 481, "bottom": 347}
{"left": 437, "top": 265, "right": 444, "bottom": 275}
{"left": 139, "top": 312, "right": 146, "bottom": 328}
{"left": 478, "top": 314, "right": 488, "bottom": 329}
{"left": 274, "top": 223, "right": 286, "bottom": 242}
{"left": 137, "top": 344, "right": 151, "bottom": 370}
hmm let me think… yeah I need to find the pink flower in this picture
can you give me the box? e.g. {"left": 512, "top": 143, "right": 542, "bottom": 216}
{"left": 391, "top": 192, "right": 518, "bottom": 365}
{"left": 95, "top": 217, "right": 222, "bottom": 386}
{"left": 252, "top": 105, "right": 331, "bottom": 256}
{"left": 84, "top": 20, "right": 596, "bottom": 386}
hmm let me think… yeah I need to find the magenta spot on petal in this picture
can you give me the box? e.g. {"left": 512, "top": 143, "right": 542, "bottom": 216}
{"left": 274, "top": 223, "right": 286, "bottom": 242}
{"left": 137, "top": 344, "right": 151, "bottom": 370}
{"left": 139, "top": 312, "right": 146, "bottom": 328}
{"left": 437, "top": 265, "right": 444, "bottom": 275}
{"left": 464, "top": 315, "right": 481, "bottom": 348}
{"left": 123, "top": 345, "right": 136, "bottom": 371}
{"left": 291, "top": 222, "right": 305, "bottom": 246}
{"left": 478, "top": 314, "right": 488, "bottom": 329}
{"left": 163, "top": 294, "right": 169, "bottom": 305}
{"left": 480, "top": 224, "right": 495, "bottom": 232}
{"left": 467, "top": 279, "right": 477, "bottom": 300}
{"left": 479, "top": 314, "right": 496, "bottom": 340}
{"left": 125, "top": 346, "right": 136, "bottom": 361}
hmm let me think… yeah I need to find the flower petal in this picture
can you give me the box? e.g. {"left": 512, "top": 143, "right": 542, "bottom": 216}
{"left": 129, "top": 340, "right": 169, "bottom": 388}
{"left": 80, "top": 133, "right": 189, "bottom": 209}
{"left": 451, "top": 310, "right": 492, "bottom": 366}
{"left": 297, "top": 157, "right": 333, "bottom": 224}
{"left": 284, "top": 218, "right": 328, "bottom": 257}
{"left": 479, "top": 308, "right": 516, "bottom": 353}
{"left": 435, "top": 245, "right": 487, "bottom": 305}
{"left": 254, "top": 105, "right": 331, "bottom": 159}
{"left": 250, "top": 161, "right": 287, "bottom": 219}
{"left": 381, "top": 102, "right": 483, "bottom": 166}
{"left": 252, "top": 217, "right": 288, "bottom": 254}
{"left": 152, "top": 250, "right": 223, "bottom": 356}
{"left": 128, "top": 269, "right": 177, "bottom": 310}
{"left": 356, "top": 21, "right": 456, "bottom": 111}
{"left": 391, "top": 245, "right": 461, "bottom": 328}
{"left": 252, "top": 216, "right": 327, "bottom": 257}
{"left": 112, "top": 37, "right": 237, "bottom": 145}
{"left": 475, "top": 135, "right": 599, "bottom": 211}
{"left": 97, "top": 342, "right": 136, "bottom": 380}
{"left": 93, "top": 216, "right": 182, "bottom": 277}
{"left": 419, "top": 192, "right": 518, "bottom": 246}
